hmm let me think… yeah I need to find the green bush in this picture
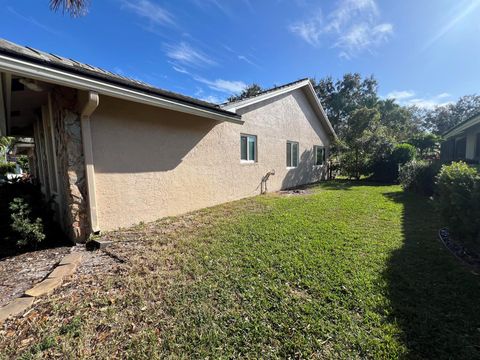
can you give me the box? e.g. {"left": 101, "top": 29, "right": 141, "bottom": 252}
{"left": 391, "top": 143, "right": 416, "bottom": 165}
{"left": 9, "top": 197, "right": 46, "bottom": 247}
{"left": 399, "top": 160, "right": 441, "bottom": 196}
{"left": 0, "top": 162, "right": 16, "bottom": 176}
{"left": 436, "top": 162, "right": 480, "bottom": 247}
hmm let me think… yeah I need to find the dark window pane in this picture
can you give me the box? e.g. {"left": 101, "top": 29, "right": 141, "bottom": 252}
{"left": 241, "top": 136, "right": 247, "bottom": 160}
{"left": 287, "top": 142, "right": 292, "bottom": 167}
{"left": 476, "top": 133, "right": 480, "bottom": 158}
{"left": 292, "top": 143, "right": 298, "bottom": 167}
{"left": 248, "top": 137, "right": 256, "bottom": 161}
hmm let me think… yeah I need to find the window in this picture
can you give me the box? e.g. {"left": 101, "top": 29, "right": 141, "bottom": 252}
{"left": 286, "top": 141, "right": 299, "bottom": 167}
{"left": 314, "top": 145, "right": 326, "bottom": 165}
{"left": 476, "top": 133, "right": 480, "bottom": 159}
{"left": 240, "top": 134, "right": 257, "bottom": 162}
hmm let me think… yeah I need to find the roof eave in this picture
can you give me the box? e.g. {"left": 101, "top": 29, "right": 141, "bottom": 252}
{"left": 0, "top": 53, "right": 243, "bottom": 124}
{"left": 443, "top": 113, "right": 480, "bottom": 138}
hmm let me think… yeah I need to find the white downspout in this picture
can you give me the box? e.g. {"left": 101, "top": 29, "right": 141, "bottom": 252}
{"left": 80, "top": 91, "right": 100, "bottom": 234}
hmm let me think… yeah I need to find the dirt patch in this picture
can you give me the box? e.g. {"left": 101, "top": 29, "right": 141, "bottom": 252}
{"left": 278, "top": 189, "right": 313, "bottom": 196}
{"left": 0, "top": 247, "right": 71, "bottom": 307}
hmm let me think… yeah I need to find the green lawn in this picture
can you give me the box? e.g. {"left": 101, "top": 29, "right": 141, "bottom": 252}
{"left": 2, "top": 181, "right": 480, "bottom": 359}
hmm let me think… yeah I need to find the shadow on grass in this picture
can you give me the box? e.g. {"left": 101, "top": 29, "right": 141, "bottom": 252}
{"left": 383, "top": 191, "right": 480, "bottom": 358}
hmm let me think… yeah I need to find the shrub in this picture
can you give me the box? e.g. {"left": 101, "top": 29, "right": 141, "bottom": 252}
{"left": 370, "top": 159, "right": 398, "bottom": 183}
{"left": 9, "top": 197, "right": 46, "bottom": 247}
{"left": 436, "top": 162, "right": 480, "bottom": 247}
{"left": 391, "top": 143, "right": 416, "bottom": 165}
{"left": 399, "top": 160, "right": 441, "bottom": 196}
{"left": 0, "top": 162, "right": 16, "bottom": 176}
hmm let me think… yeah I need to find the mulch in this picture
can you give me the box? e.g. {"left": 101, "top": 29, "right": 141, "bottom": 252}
{"left": 0, "top": 247, "right": 71, "bottom": 308}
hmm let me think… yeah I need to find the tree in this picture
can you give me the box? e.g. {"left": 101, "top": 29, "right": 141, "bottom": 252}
{"left": 227, "top": 84, "right": 263, "bottom": 102}
{"left": 421, "top": 95, "right": 480, "bottom": 134}
{"left": 407, "top": 132, "right": 442, "bottom": 159}
{"left": 0, "top": 136, "right": 14, "bottom": 163}
{"left": 50, "top": 0, "right": 89, "bottom": 17}
{"left": 338, "top": 107, "right": 385, "bottom": 179}
{"left": 376, "top": 99, "right": 418, "bottom": 141}
{"left": 313, "top": 73, "right": 378, "bottom": 139}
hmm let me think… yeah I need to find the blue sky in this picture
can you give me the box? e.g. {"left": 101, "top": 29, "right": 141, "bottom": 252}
{"left": 1, "top": 0, "right": 479, "bottom": 107}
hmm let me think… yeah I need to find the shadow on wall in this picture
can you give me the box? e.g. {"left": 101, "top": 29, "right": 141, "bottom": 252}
{"left": 382, "top": 191, "right": 480, "bottom": 358}
{"left": 281, "top": 148, "right": 328, "bottom": 189}
{"left": 92, "top": 100, "right": 220, "bottom": 173}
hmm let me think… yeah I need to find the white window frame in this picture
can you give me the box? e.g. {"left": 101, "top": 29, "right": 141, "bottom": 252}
{"left": 286, "top": 141, "right": 299, "bottom": 168}
{"left": 240, "top": 134, "right": 257, "bottom": 163}
{"left": 314, "top": 145, "right": 326, "bottom": 166}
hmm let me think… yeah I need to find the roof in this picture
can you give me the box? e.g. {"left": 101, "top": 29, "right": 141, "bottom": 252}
{"left": 221, "top": 78, "right": 309, "bottom": 107}
{"left": 222, "top": 78, "right": 337, "bottom": 140}
{"left": 443, "top": 112, "right": 480, "bottom": 138}
{"left": 0, "top": 38, "right": 241, "bottom": 123}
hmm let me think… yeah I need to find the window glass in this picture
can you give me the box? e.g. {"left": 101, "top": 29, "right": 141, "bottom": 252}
{"left": 287, "top": 142, "right": 292, "bottom": 167}
{"left": 248, "top": 136, "right": 256, "bottom": 161}
{"left": 315, "top": 146, "right": 325, "bottom": 165}
{"left": 241, "top": 135, "right": 256, "bottom": 162}
{"left": 287, "top": 141, "right": 298, "bottom": 167}
{"left": 292, "top": 143, "right": 298, "bottom": 167}
{"left": 241, "top": 136, "right": 248, "bottom": 160}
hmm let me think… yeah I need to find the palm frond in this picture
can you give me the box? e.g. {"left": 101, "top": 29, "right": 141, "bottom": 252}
{"left": 50, "top": 0, "right": 89, "bottom": 17}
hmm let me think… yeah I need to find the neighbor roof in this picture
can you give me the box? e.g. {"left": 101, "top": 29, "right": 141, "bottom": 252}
{"left": 443, "top": 112, "right": 480, "bottom": 138}
{"left": 0, "top": 38, "right": 241, "bottom": 123}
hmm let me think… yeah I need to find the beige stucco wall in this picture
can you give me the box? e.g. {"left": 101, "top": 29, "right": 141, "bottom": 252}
{"left": 90, "top": 88, "right": 331, "bottom": 231}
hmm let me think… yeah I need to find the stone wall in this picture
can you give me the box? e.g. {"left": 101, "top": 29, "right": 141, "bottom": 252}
{"left": 50, "top": 87, "right": 89, "bottom": 242}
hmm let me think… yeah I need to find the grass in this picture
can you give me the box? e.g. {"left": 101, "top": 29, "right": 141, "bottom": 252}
{"left": 2, "top": 181, "right": 480, "bottom": 359}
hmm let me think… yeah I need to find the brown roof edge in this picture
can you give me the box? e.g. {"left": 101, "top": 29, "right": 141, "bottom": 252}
{"left": 0, "top": 39, "right": 240, "bottom": 120}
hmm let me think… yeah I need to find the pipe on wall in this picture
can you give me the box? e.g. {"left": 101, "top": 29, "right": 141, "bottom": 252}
{"left": 79, "top": 91, "right": 100, "bottom": 234}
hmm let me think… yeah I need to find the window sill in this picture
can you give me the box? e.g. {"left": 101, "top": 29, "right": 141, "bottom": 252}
{"left": 240, "top": 160, "right": 257, "bottom": 165}
{"left": 286, "top": 166, "right": 297, "bottom": 169}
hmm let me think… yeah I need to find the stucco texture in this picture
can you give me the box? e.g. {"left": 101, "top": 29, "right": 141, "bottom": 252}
{"left": 90, "top": 88, "right": 331, "bottom": 231}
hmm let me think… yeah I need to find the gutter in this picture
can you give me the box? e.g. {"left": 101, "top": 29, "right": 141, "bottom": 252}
{"left": 79, "top": 91, "right": 100, "bottom": 234}
{"left": 0, "top": 54, "right": 243, "bottom": 124}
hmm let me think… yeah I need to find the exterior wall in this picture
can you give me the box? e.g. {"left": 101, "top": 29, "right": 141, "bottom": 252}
{"left": 442, "top": 122, "right": 480, "bottom": 163}
{"left": 91, "top": 88, "right": 331, "bottom": 231}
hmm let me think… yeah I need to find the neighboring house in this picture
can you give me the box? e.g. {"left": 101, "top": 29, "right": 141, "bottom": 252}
{"left": 441, "top": 113, "right": 480, "bottom": 163}
{"left": 0, "top": 38, "right": 336, "bottom": 242}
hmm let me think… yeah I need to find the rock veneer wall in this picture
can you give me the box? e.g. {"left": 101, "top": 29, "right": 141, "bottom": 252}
{"left": 50, "top": 87, "right": 89, "bottom": 242}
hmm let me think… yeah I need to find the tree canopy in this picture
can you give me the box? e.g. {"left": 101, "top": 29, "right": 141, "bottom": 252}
{"left": 50, "top": 0, "right": 89, "bottom": 17}
{"left": 227, "top": 84, "right": 263, "bottom": 103}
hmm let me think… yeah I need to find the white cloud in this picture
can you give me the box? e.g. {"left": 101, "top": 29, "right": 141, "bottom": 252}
{"left": 386, "top": 90, "right": 415, "bottom": 100}
{"left": 289, "top": 0, "right": 393, "bottom": 58}
{"left": 199, "top": 95, "right": 222, "bottom": 104}
{"left": 193, "top": 76, "right": 247, "bottom": 93}
{"left": 385, "top": 90, "right": 453, "bottom": 109}
{"left": 165, "top": 42, "right": 216, "bottom": 68}
{"left": 289, "top": 15, "right": 322, "bottom": 46}
{"left": 238, "top": 55, "right": 259, "bottom": 67}
{"left": 122, "top": 0, "right": 175, "bottom": 26}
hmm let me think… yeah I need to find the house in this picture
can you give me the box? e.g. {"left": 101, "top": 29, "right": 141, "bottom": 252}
{"left": 441, "top": 113, "right": 480, "bottom": 163}
{"left": 0, "top": 38, "right": 336, "bottom": 243}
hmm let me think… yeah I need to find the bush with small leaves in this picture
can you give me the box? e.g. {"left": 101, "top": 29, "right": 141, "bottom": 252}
{"left": 9, "top": 197, "right": 46, "bottom": 247}
{"left": 391, "top": 143, "right": 417, "bottom": 165}
{"left": 436, "top": 162, "right": 480, "bottom": 247}
{"left": 399, "top": 160, "right": 441, "bottom": 196}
